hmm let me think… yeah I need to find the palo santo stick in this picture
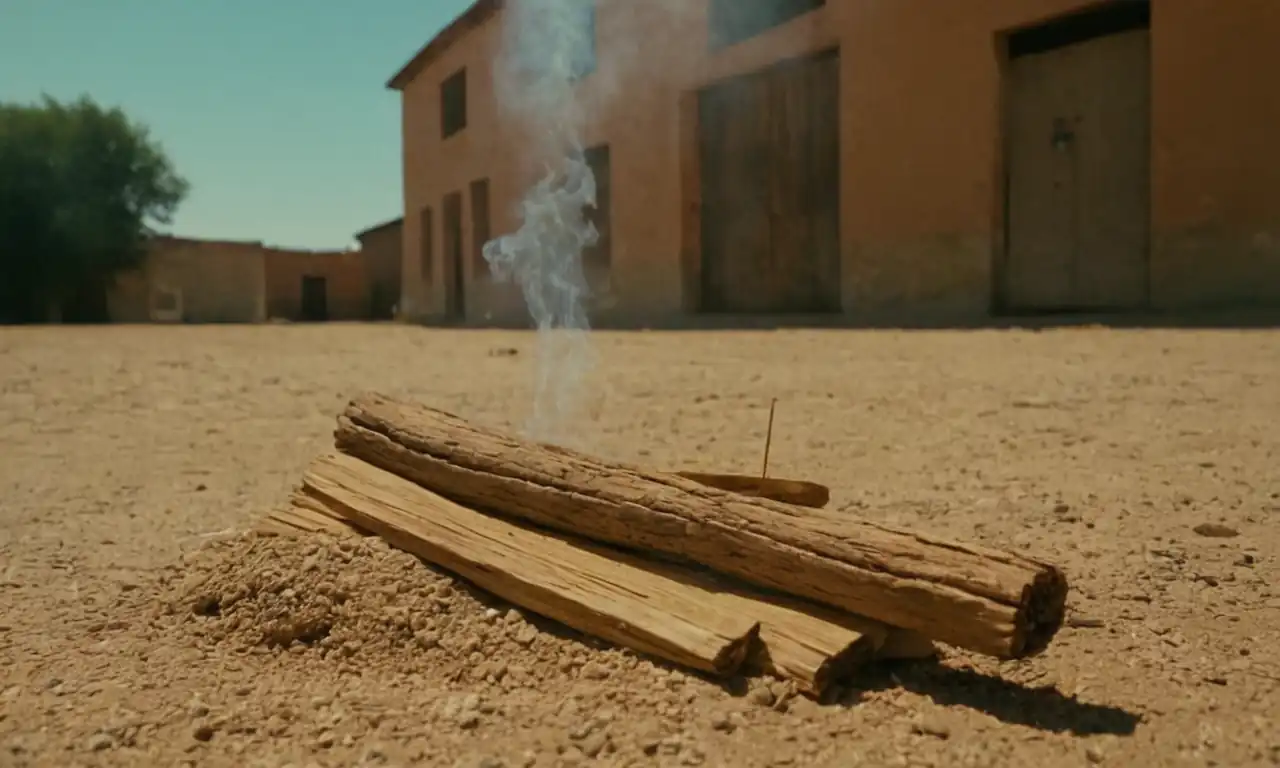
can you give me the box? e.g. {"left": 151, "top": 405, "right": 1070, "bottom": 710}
{"left": 334, "top": 392, "right": 1068, "bottom": 658}
{"left": 301, "top": 453, "right": 760, "bottom": 676}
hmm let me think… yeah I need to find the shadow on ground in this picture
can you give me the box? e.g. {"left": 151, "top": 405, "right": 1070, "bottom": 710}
{"left": 848, "top": 661, "right": 1143, "bottom": 736}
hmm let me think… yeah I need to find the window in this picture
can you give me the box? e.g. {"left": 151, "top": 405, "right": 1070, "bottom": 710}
{"left": 708, "top": 0, "right": 824, "bottom": 50}
{"left": 469, "top": 178, "right": 491, "bottom": 277}
{"left": 440, "top": 68, "right": 467, "bottom": 138}
{"left": 419, "top": 206, "right": 434, "bottom": 283}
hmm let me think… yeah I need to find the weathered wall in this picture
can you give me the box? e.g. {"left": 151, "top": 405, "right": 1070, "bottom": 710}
{"left": 264, "top": 248, "right": 368, "bottom": 321}
{"left": 1148, "top": 0, "right": 1280, "bottom": 308}
{"left": 399, "top": 0, "right": 1280, "bottom": 322}
{"left": 107, "top": 237, "right": 267, "bottom": 323}
{"left": 357, "top": 219, "right": 404, "bottom": 319}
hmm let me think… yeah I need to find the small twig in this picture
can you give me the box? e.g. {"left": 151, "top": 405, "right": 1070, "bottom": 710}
{"left": 761, "top": 398, "right": 778, "bottom": 478}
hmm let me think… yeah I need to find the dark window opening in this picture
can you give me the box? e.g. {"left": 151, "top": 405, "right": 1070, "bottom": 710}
{"left": 708, "top": 0, "right": 824, "bottom": 50}
{"left": 583, "top": 144, "right": 611, "bottom": 271}
{"left": 419, "top": 206, "right": 434, "bottom": 283}
{"left": 441, "top": 68, "right": 467, "bottom": 138}
{"left": 1007, "top": 1, "right": 1150, "bottom": 59}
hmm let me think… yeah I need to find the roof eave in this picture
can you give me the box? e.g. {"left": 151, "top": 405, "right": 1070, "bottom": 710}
{"left": 385, "top": 0, "right": 502, "bottom": 91}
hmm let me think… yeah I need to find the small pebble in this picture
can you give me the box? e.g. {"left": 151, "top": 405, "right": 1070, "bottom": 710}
{"left": 1193, "top": 523, "right": 1239, "bottom": 538}
{"left": 912, "top": 717, "right": 951, "bottom": 739}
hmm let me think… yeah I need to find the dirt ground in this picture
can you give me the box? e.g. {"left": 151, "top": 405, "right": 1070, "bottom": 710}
{"left": 1, "top": 323, "right": 1277, "bottom": 767}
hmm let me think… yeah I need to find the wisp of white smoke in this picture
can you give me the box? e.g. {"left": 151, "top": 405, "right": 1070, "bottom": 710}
{"left": 482, "top": 0, "right": 600, "bottom": 448}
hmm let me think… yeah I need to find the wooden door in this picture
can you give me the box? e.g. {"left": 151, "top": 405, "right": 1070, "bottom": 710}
{"left": 1005, "top": 45, "right": 1078, "bottom": 309}
{"left": 1072, "top": 28, "right": 1150, "bottom": 308}
{"left": 699, "top": 50, "right": 841, "bottom": 313}
{"left": 300, "top": 275, "right": 328, "bottom": 321}
{"left": 442, "top": 191, "right": 465, "bottom": 321}
{"left": 1005, "top": 24, "right": 1150, "bottom": 310}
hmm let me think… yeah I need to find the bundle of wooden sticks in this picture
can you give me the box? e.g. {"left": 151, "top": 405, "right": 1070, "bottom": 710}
{"left": 262, "top": 393, "right": 1068, "bottom": 697}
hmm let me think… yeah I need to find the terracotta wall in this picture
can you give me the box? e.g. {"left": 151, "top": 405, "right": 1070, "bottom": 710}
{"left": 263, "top": 248, "right": 368, "bottom": 321}
{"left": 107, "top": 237, "right": 267, "bottom": 323}
{"left": 357, "top": 220, "right": 404, "bottom": 319}
{"left": 399, "top": 0, "right": 1280, "bottom": 322}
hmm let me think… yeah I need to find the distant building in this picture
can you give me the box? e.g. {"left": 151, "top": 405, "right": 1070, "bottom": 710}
{"left": 355, "top": 217, "right": 404, "bottom": 319}
{"left": 388, "top": 0, "right": 1280, "bottom": 324}
{"left": 264, "top": 247, "right": 367, "bottom": 322}
{"left": 107, "top": 236, "right": 371, "bottom": 323}
{"left": 107, "top": 236, "right": 268, "bottom": 323}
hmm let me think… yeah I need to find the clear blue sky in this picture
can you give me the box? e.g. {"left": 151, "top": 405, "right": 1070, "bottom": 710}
{"left": 1, "top": 0, "right": 474, "bottom": 249}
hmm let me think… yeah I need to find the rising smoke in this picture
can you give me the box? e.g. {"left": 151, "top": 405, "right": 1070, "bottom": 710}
{"left": 481, "top": 0, "right": 605, "bottom": 448}
{"left": 483, "top": 0, "right": 694, "bottom": 447}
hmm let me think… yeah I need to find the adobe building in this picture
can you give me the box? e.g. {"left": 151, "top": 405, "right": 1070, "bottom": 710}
{"left": 108, "top": 236, "right": 268, "bottom": 323}
{"left": 355, "top": 217, "right": 405, "bottom": 319}
{"left": 389, "top": 0, "right": 1280, "bottom": 325}
{"left": 263, "top": 248, "right": 368, "bottom": 322}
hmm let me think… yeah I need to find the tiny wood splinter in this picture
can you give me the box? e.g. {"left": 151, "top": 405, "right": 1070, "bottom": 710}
{"left": 761, "top": 397, "right": 778, "bottom": 479}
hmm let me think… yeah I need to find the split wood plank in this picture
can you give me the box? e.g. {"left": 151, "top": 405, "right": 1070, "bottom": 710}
{"left": 290, "top": 454, "right": 925, "bottom": 694}
{"left": 259, "top": 496, "right": 361, "bottom": 537}
{"left": 300, "top": 452, "right": 759, "bottom": 676}
{"left": 334, "top": 392, "right": 1069, "bottom": 659}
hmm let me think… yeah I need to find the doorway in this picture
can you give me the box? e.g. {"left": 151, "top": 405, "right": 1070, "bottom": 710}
{"left": 442, "top": 191, "right": 466, "bottom": 321}
{"left": 698, "top": 49, "right": 841, "bottom": 313}
{"left": 1002, "top": 2, "right": 1151, "bottom": 311}
{"left": 583, "top": 144, "right": 612, "bottom": 290}
{"left": 300, "top": 275, "right": 328, "bottom": 321}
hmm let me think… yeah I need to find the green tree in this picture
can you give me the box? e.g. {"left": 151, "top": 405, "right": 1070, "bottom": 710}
{"left": 0, "top": 95, "right": 189, "bottom": 323}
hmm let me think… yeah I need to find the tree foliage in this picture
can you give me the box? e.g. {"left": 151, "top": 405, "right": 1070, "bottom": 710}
{"left": 0, "top": 95, "right": 189, "bottom": 322}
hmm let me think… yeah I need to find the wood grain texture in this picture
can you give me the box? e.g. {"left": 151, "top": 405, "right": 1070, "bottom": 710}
{"left": 283, "top": 454, "right": 918, "bottom": 694}
{"left": 334, "top": 393, "right": 1069, "bottom": 658}
{"left": 300, "top": 452, "right": 760, "bottom": 676}
{"left": 259, "top": 497, "right": 360, "bottom": 537}
{"left": 676, "top": 472, "right": 829, "bottom": 508}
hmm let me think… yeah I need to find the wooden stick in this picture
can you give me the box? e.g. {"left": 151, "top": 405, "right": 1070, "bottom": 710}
{"left": 334, "top": 392, "right": 1069, "bottom": 659}
{"left": 300, "top": 453, "right": 761, "bottom": 676}
{"left": 290, "top": 453, "right": 901, "bottom": 691}
{"left": 761, "top": 397, "right": 778, "bottom": 478}
{"left": 676, "top": 471, "right": 830, "bottom": 509}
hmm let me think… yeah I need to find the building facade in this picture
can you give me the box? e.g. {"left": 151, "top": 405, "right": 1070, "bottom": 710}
{"left": 356, "top": 217, "right": 405, "bottom": 319}
{"left": 107, "top": 237, "right": 371, "bottom": 323}
{"left": 264, "top": 248, "right": 367, "bottom": 322}
{"left": 107, "top": 236, "right": 268, "bottom": 323}
{"left": 391, "top": 0, "right": 1280, "bottom": 325}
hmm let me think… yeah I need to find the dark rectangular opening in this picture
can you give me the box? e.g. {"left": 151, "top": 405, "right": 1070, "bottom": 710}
{"left": 708, "top": 0, "right": 824, "bottom": 50}
{"left": 441, "top": 68, "right": 467, "bottom": 138}
{"left": 300, "top": 275, "right": 328, "bottom": 322}
{"left": 443, "top": 191, "right": 466, "bottom": 320}
{"left": 1007, "top": 1, "right": 1150, "bottom": 59}
{"left": 583, "top": 144, "right": 611, "bottom": 271}
{"left": 469, "top": 178, "right": 491, "bottom": 277}
{"left": 419, "top": 206, "right": 434, "bottom": 284}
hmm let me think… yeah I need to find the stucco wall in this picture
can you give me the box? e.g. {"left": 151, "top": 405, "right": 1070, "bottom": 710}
{"left": 399, "top": 0, "right": 1280, "bottom": 323}
{"left": 107, "top": 237, "right": 267, "bottom": 323}
{"left": 264, "top": 248, "right": 368, "bottom": 321}
{"left": 357, "top": 220, "right": 404, "bottom": 319}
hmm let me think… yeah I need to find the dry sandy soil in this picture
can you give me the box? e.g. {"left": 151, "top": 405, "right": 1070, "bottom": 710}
{"left": 1, "top": 323, "right": 1277, "bottom": 767}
